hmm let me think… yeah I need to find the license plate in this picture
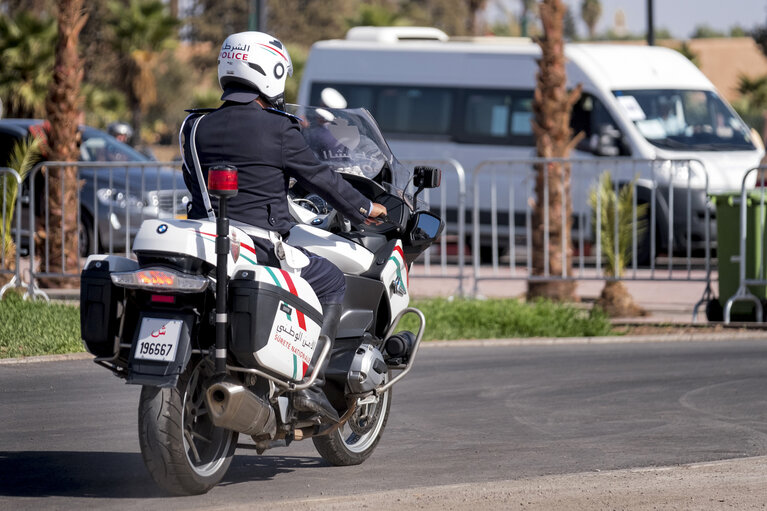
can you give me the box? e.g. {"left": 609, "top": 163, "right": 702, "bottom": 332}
{"left": 134, "top": 317, "right": 183, "bottom": 362}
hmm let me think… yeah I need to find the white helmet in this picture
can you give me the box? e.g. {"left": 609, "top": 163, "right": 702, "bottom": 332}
{"left": 217, "top": 31, "right": 293, "bottom": 109}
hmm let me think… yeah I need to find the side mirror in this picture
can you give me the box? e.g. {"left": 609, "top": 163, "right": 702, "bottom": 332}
{"left": 409, "top": 211, "right": 444, "bottom": 246}
{"left": 591, "top": 125, "right": 621, "bottom": 157}
{"left": 413, "top": 166, "right": 441, "bottom": 189}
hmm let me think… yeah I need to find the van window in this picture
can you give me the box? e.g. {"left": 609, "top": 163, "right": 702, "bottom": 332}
{"left": 309, "top": 83, "right": 624, "bottom": 152}
{"left": 457, "top": 90, "right": 535, "bottom": 145}
{"left": 309, "top": 83, "right": 453, "bottom": 136}
{"left": 376, "top": 86, "right": 452, "bottom": 135}
{"left": 614, "top": 89, "right": 755, "bottom": 151}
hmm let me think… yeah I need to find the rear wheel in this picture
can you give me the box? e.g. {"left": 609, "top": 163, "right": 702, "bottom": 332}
{"left": 312, "top": 383, "right": 391, "bottom": 466}
{"left": 138, "top": 357, "right": 238, "bottom": 495}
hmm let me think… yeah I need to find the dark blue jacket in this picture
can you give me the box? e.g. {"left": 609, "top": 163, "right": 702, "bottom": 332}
{"left": 182, "top": 100, "right": 370, "bottom": 235}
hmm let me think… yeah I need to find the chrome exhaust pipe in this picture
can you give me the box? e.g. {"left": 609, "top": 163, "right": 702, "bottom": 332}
{"left": 205, "top": 379, "right": 276, "bottom": 437}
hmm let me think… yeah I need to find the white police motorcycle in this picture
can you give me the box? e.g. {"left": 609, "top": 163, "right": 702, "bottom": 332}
{"left": 79, "top": 106, "right": 442, "bottom": 495}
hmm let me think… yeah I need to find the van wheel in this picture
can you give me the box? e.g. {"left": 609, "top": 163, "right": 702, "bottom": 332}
{"left": 705, "top": 299, "right": 723, "bottom": 322}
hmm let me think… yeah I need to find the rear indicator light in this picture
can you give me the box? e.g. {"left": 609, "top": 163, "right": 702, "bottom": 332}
{"left": 138, "top": 270, "right": 174, "bottom": 287}
{"left": 111, "top": 268, "right": 209, "bottom": 293}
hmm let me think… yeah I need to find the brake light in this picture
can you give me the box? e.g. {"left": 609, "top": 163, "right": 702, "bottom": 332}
{"left": 151, "top": 294, "right": 176, "bottom": 303}
{"left": 208, "top": 165, "right": 238, "bottom": 197}
{"left": 111, "top": 268, "right": 209, "bottom": 293}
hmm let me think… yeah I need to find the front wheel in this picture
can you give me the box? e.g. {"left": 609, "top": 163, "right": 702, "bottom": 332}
{"left": 138, "top": 357, "right": 238, "bottom": 495}
{"left": 312, "top": 384, "right": 391, "bottom": 466}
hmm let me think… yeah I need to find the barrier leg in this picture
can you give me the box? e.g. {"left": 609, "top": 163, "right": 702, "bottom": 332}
{"left": 723, "top": 285, "right": 763, "bottom": 324}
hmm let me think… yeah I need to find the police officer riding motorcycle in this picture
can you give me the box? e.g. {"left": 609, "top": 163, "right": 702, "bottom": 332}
{"left": 183, "top": 31, "right": 388, "bottom": 422}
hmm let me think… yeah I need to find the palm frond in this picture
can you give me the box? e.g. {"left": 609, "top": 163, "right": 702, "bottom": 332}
{"left": 2, "top": 136, "right": 42, "bottom": 253}
{"left": 588, "top": 171, "right": 648, "bottom": 277}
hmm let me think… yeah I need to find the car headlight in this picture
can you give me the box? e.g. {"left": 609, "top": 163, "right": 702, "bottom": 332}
{"left": 97, "top": 188, "right": 145, "bottom": 209}
{"left": 654, "top": 160, "right": 707, "bottom": 189}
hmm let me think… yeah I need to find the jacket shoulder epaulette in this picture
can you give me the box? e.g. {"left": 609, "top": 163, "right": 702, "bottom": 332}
{"left": 264, "top": 107, "right": 302, "bottom": 124}
{"left": 184, "top": 108, "right": 217, "bottom": 114}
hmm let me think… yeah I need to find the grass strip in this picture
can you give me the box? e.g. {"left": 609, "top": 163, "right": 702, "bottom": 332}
{"left": 0, "top": 294, "right": 613, "bottom": 359}
{"left": 0, "top": 292, "right": 83, "bottom": 358}
{"left": 398, "top": 298, "right": 613, "bottom": 341}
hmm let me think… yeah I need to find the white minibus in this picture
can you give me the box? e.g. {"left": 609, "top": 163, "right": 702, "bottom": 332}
{"left": 298, "top": 27, "right": 764, "bottom": 260}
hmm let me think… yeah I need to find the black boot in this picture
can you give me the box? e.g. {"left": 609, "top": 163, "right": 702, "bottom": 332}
{"left": 293, "top": 303, "right": 342, "bottom": 422}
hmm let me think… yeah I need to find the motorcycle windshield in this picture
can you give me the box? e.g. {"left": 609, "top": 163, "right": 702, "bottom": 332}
{"left": 286, "top": 104, "right": 424, "bottom": 210}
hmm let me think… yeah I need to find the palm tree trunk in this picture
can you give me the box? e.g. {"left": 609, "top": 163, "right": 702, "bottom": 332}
{"left": 527, "top": 0, "right": 583, "bottom": 301}
{"left": 41, "top": 0, "right": 87, "bottom": 287}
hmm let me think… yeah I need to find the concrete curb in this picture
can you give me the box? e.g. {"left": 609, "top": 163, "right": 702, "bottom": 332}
{"left": 421, "top": 329, "right": 767, "bottom": 348}
{"left": 2, "top": 329, "right": 765, "bottom": 365}
{"left": 0, "top": 352, "right": 93, "bottom": 365}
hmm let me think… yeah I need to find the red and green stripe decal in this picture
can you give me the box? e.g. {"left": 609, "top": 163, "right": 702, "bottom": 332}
{"left": 197, "top": 231, "right": 257, "bottom": 265}
{"left": 264, "top": 266, "right": 310, "bottom": 380}
{"left": 264, "top": 267, "right": 307, "bottom": 331}
{"left": 389, "top": 245, "right": 408, "bottom": 288}
{"left": 257, "top": 43, "right": 287, "bottom": 61}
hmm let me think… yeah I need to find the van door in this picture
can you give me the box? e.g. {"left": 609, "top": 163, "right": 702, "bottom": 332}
{"left": 571, "top": 93, "right": 631, "bottom": 158}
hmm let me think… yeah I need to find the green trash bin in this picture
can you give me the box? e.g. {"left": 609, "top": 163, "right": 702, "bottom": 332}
{"left": 711, "top": 192, "right": 767, "bottom": 317}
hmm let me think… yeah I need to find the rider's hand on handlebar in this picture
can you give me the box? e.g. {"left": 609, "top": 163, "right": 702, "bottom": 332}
{"left": 365, "top": 202, "right": 388, "bottom": 225}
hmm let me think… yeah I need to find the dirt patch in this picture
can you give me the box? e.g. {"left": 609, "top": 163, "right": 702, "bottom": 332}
{"left": 259, "top": 456, "right": 767, "bottom": 511}
{"left": 611, "top": 322, "right": 765, "bottom": 337}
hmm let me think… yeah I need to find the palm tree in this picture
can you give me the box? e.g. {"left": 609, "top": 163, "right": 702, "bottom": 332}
{"left": 580, "top": 0, "right": 601, "bottom": 39}
{"left": 468, "top": 0, "right": 487, "bottom": 36}
{"left": 527, "top": 0, "right": 584, "bottom": 302}
{"left": 42, "top": 0, "right": 87, "bottom": 286}
{"left": 0, "top": 11, "right": 57, "bottom": 118}
{"left": 106, "top": 0, "right": 178, "bottom": 144}
{"left": 737, "top": 74, "right": 767, "bottom": 111}
{"left": 520, "top": 0, "right": 537, "bottom": 37}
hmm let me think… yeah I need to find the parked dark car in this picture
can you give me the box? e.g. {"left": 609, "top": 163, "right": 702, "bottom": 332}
{"left": 0, "top": 119, "right": 188, "bottom": 257}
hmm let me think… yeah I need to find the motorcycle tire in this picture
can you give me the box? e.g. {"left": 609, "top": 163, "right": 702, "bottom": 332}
{"left": 138, "top": 357, "right": 238, "bottom": 495}
{"left": 313, "top": 384, "right": 392, "bottom": 466}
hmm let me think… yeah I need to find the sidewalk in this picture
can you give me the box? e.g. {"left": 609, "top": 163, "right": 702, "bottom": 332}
{"left": 24, "top": 267, "right": 718, "bottom": 325}
{"left": 409, "top": 268, "right": 714, "bottom": 324}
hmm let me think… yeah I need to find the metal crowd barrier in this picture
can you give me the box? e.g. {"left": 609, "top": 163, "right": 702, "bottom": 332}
{"left": 401, "top": 158, "right": 467, "bottom": 296}
{"left": 17, "top": 160, "right": 187, "bottom": 299}
{"left": 469, "top": 157, "right": 713, "bottom": 298}
{"left": 0, "top": 167, "right": 25, "bottom": 299}
{"left": 2, "top": 156, "right": 723, "bottom": 313}
{"left": 723, "top": 166, "right": 767, "bottom": 323}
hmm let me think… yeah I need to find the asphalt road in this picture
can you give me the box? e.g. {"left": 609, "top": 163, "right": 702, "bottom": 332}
{"left": 1, "top": 338, "right": 766, "bottom": 509}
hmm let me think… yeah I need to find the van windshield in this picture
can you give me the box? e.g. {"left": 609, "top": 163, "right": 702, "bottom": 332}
{"left": 613, "top": 89, "right": 755, "bottom": 151}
